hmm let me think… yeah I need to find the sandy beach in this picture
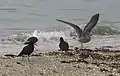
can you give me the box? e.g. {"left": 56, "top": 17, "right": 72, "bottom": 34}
{"left": 0, "top": 49, "right": 120, "bottom": 76}
{"left": 0, "top": 0, "right": 120, "bottom": 76}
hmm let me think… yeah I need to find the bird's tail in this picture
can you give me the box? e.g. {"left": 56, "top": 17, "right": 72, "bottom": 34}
{"left": 4, "top": 54, "right": 18, "bottom": 57}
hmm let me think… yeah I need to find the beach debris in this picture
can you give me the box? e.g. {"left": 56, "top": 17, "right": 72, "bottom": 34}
{"left": 60, "top": 59, "right": 89, "bottom": 64}
{"left": 91, "top": 62, "right": 100, "bottom": 67}
{"left": 109, "top": 74, "right": 115, "bottom": 76}
{"left": 39, "top": 72, "right": 44, "bottom": 76}
{"left": 108, "top": 63, "right": 120, "bottom": 69}
{"left": 64, "top": 52, "right": 74, "bottom": 56}
{"left": 78, "top": 51, "right": 90, "bottom": 59}
{"left": 77, "top": 59, "right": 89, "bottom": 64}
{"left": 60, "top": 60, "right": 75, "bottom": 63}
{"left": 52, "top": 69, "right": 58, "bottom": 73}
{"left": 16, "top": 61, "right": 25, "bottom": 66}
{"left": 31, "top": 53, "right": 42, "bottom": 56}
{"left": 43, "top": 51, "right": 62, "bottom": 56}
{"left": 80, "top": 49, "right": 93, "bottom": 52}
{"left": 74, "top": 47, "right": 80, "bottom": 54}
{"left": 91, "top": 53, "right": 105, "bottom": 60}
{"left": 5, "top": 65, "right": 12, "bottom": 67}
{"left": 105, "top": 54, "right": 120, "bottom": 61}
{"left": 102, "top": 46, "right": 114, "bottom": 48}
{"left": 100, "top": 68, "right": 109, "bottom": 72}
{"left": 42, "top": 51, "right": 74, "bottom": 56}
{"left": 87, "top": 67, "right": 93, "bottom": 70}
{"left": 73, "top": 65, "right": 81, "bottom": 68}
{"left": 94, "top": 48, "right": 120, "bottom": 52}
{"left": 16, "top": 61, "right": 21, "bottom": 64}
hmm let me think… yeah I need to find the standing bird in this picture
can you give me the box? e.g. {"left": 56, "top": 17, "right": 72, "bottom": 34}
{"left": 18, "top": 42, "right": 34, "bottom": 61}
{"left": 24, "top": 30, "right": 38, "bottom": 45}
{"left": 56, "top": 13, "right": 99, "bottom": 48}
{"left": 18, "top": 30, "right": 39, "bottom": 61}
{"left": 59, "top": 37, "right": 69, "bottom": 53}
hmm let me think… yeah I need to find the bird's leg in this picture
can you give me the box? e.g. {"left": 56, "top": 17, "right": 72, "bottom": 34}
{"left": 62, "top": 50, "right": 64, "bottom": 54}
{"left": 65, "top": 50, "right": 68, "bottom": 54}
{"left": 80, "top": 42, "right": 83, "bottom": 49}
{"left": 21, "top": 55, "right": 25, "bottom": 61}
{"left": 28, "top": 55, "right": 30, "bottom": 62}
{"left": 60, "top": 49, "right": 63, "bottom": 54}
{"left": 22, "top": 56, "right": 24, "bottom": 60}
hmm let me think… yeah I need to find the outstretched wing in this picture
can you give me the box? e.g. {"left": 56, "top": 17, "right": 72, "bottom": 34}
{"left": 18, "top": 46, "right": 28, "bottom": 56}
{"left": 83, "top": 13, "right": 99, "bottom": 33}
{"left": 56, "top": 19, "right": 82, "bottom": 36}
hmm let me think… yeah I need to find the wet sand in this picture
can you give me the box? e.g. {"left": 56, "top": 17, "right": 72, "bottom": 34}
{"left": 1, "top": 49, "right": 120, "bottom": 76}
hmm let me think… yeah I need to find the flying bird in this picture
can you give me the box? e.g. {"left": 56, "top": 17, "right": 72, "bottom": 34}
{"left": 59, "top": 37, "right": 69, "bottom": 53}
{"left": 56, "top": 13, "right": 99, "bottom": 48}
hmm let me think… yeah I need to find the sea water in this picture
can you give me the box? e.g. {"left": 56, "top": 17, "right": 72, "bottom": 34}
{"left": 0, "top": 0, "right": 120, "bottom": 56}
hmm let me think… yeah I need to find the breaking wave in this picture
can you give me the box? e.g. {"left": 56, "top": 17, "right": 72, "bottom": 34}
{"left": 91, "top": 25, "right": 120, "bottom": 35}
{"left": 1, "top": 24, "right": 120, "bottom": 44}
{"left": 0, "top": 24, "right": 120, "bottom": 54}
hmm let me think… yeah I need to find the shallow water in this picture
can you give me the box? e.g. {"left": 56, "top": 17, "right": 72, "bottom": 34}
{"left": 0, "top": 0, "right": 120, "bottom": 56}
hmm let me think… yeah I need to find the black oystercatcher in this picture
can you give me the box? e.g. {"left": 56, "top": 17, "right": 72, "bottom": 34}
{"left": 59, "top": 37, "right": 69, "bottom": 53}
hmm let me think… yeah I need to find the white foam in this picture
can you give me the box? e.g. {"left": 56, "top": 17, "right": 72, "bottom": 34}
{"left": 1, "top": 25, "right": 120, "bottom": 56}
{"left": 38, "top": 30, "right": 66, "bottom": 41}
{"left": 32, "top": 30, "right": 38, "bottom": 38}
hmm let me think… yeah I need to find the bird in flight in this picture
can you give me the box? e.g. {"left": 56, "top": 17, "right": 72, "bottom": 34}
{"left": 56, "top": 13, "right": 99, "bottom": 48}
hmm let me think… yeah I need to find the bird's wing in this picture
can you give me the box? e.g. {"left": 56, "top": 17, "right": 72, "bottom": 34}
{"left": 18, "top": 49, "right": 24, "bottom": 56}
{"left": 83, "top": 13, "right": 99, "bottom": 33}
{"left": 18, "top": 46, "right": 27, "bottom": 56}
{"left": 56, "top": 19, "right": 82, "bottom": 36}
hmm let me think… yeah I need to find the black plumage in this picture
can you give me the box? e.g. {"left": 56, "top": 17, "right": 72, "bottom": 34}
{"left": 24, "top": 37, "right": 38, "bottom": 44}
{"left": 18, "top": 43, "right": 34, "bottom": 61}
{"left": 18, "top": 44, "right": 34, "bottom": 56}
{"left": 59, "top": 37, "right": 69, "bottom": 52}
{"left": 18, "top": 30, "right": 39, "bottom": 61}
